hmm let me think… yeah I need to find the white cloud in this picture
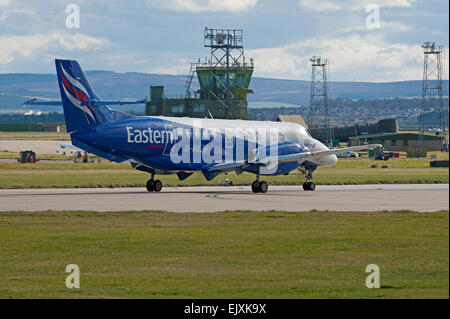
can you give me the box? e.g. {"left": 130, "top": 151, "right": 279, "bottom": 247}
{"left": 247, "top": 47, "right": 307, "bottom": 79}
{"left": 297, "top": 0, "right": 340, "bottom": 12}
{"left": 0, "top": 0, "right": 10, "bottom": 6}
{"left": 150, "top": 61, "right": 191, "bottom": 75}
{"left": 298, "top": 0, "right": 414, "bottom": 12}
{"left": 247, "top": 34, "right": 424, "bottom": 81}
{"left": 58, "top": 33, "right": 107, "bottom": 51}
{"left": 0, "top": 32, "right": 109, "bottom": 65}
{"left": 99, "top": 51, "right": 191, "bottom": 75}
{"left": 146, "top": 0, "right": 257, "bottom": 13}
{"left": 0, "top": 8, "right": 36, "bottom": 20}
{"left": 379, "top": 21, "right": 411, "bottom": 32}
{"left": 336, "top": 21, "right": 412, "bottom": 34}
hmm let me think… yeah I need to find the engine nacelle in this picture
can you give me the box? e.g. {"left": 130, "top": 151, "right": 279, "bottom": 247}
{"left": 244, "top": 142, "right": 307, "bottom": 175}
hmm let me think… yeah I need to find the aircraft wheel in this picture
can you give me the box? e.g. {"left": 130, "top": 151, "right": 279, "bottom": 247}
{"left": 251, "top": 181, "right": 260, "bottom": 193}
{"left": 153, "top": 180, "right": 163, "bottom": 192}
{"left": 303, "top": 182, "right": 316, "bottom": 191}
{"left": 146, "top": 180, "right": 155, "bottom": 192}
{"left": 259, "top": 181, "right": 268, "bottom": 193}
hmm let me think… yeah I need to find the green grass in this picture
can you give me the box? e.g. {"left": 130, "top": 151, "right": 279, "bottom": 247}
{"left": 1, "top": 158, "right": 442, "bottom": 169}
{"left": 0, "top": 210, "right": 447, "bottom": 298}
{"left": 0, "top": 159, "right": 447, "bottom": 188}
{"left": 0, "top": 132, "right": 70, "bottom": 140}
{"left": 427, "top": 151, "right": 450, "bottom": 160}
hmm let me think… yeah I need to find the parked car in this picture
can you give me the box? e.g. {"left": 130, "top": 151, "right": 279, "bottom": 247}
{"left": 337, "top": 151, "right": 359, "bottom": 158}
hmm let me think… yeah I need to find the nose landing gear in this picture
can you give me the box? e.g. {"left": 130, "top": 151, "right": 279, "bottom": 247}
{"left": 303, "top": 181, "right": 316, "bottom": 191}
{"left": 301, "top": 166, "right": 316, "bottom": 191}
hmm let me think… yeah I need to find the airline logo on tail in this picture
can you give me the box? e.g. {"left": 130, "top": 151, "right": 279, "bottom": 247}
{"left": 59, "top": 62, "right": 96, "bottom": 122}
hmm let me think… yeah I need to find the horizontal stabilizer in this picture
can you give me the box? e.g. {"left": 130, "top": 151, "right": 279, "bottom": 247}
{"left": 23, "top": 98, "right": 147, "bottom": 106}
{"left": 22, "top": 100, "right": 63, "bottom": 105}
{"left": 58, "top": 143, "right": 82, "bottom": 151}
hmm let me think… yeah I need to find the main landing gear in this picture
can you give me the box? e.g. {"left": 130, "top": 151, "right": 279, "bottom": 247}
{"left": 251, "top": 173, "right": 268, "bottom": 193}
{"left": 146, "top": 173, "right": 162, "bottom": 192}
{"left": 302, "top": 166, "right": 316, "bottom": 191}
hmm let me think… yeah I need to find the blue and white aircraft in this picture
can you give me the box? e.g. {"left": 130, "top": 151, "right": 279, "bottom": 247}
{"left": 30, "top": 59, "right": 380, "bottom": 193}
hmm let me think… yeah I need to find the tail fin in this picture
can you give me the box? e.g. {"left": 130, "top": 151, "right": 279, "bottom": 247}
{"left": 55, "top": 59, "right": 132, "bottom": 133}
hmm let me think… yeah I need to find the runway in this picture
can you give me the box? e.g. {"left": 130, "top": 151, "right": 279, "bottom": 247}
{"left": 0, "top": 184, "right": 448, "bottom": 212}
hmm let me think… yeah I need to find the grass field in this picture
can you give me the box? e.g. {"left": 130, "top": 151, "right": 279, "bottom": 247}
{"left": 0, "top": 159, "right": 448, "bottom": 188}
{"left": 0, "top": 210, "right": 447, "bottom": 298}
{"left": 0, "top": 132, "right": 70, "bottom": 141}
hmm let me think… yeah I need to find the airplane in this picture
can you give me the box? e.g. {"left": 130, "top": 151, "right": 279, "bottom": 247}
{"left": 26, "top": 59, "right": 381, "bottom": 193}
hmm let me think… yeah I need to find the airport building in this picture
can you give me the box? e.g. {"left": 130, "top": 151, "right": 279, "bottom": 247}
{"left": 349, "top": 132, "right": 445, "bottom": 152}
{"left": 146, "top": 27, "right": 253, "bottom": 120}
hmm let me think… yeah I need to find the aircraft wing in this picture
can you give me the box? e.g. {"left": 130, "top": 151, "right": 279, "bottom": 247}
{"left": 206, "top": 161, "right": 245, "bottom": 171}
{"left": 256, "top": 144, "right": 383, "bottom": 165}
{"left": 206, "top": 144, "right": 382, "bottom": 172}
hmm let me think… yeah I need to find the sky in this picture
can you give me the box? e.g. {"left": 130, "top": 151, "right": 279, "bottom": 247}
{"left": 0, "top": 0, "right": 448, "bottom": 81}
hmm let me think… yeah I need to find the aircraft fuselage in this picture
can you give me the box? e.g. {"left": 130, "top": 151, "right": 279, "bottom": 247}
{"left": 71, "top": 115, "right": 338, "bottom": 175}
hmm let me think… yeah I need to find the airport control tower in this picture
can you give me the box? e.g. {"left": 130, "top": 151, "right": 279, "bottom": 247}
{"left": 146, "top": 27, "right": 254, "bottom": 119}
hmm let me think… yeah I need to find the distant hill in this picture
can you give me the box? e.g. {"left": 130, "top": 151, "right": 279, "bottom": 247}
{"left": 0, "top": 70, "right": 440, "bottom": 114}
